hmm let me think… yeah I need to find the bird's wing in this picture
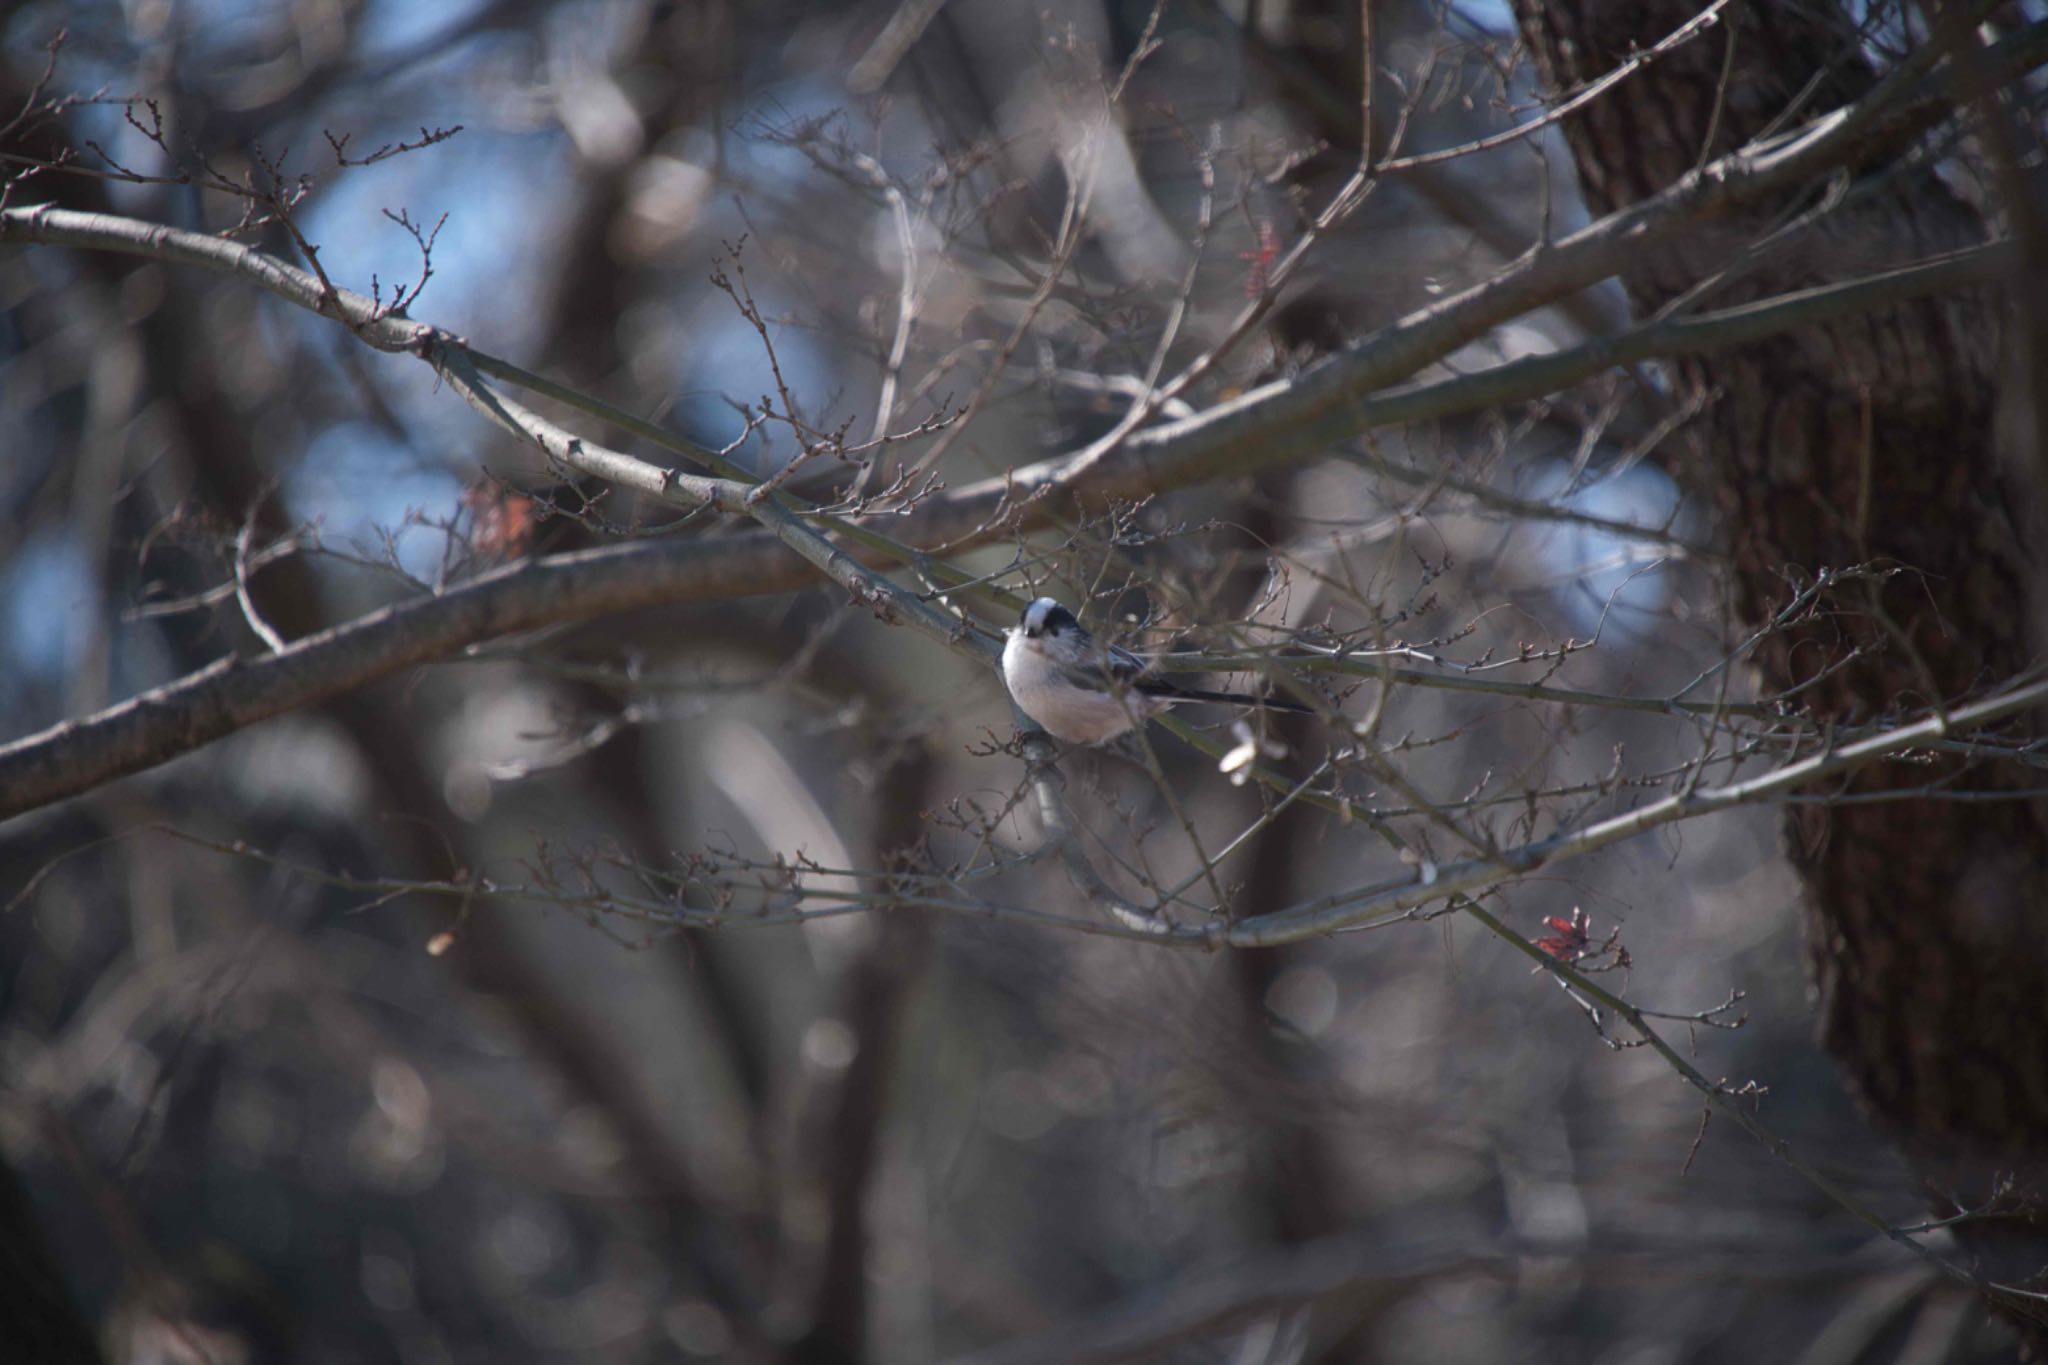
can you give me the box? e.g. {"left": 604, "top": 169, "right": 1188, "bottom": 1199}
{"left": 1048, "top": 643, "right": 1154, "bottom": 696}
{"left": 1127, "top": 651, "right": 1314, "bottom": 710}
{"left": 1052, "top": 659, "right": 1134, "bottom": 695}
{"left": 1072, "top": 639, "right": 1311, "bottom": 711}
{"left": 1104, "top": 642, "right": 1153, "bottom": 683}
{"left": 1105, "top": 642, "right": 1230, "bottom": 701}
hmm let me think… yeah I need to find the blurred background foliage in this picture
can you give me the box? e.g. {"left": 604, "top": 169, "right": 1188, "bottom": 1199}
{"left": 0, "top": 0, "right": 2031, "bottom": 1361}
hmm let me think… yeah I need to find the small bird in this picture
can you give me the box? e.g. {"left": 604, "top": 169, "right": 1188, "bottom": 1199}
{"left": 1001, "top": 596, "right": 1312, "bottom": 743}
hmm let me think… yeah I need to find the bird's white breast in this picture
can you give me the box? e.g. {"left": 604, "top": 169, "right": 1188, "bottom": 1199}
{"left": 1001, "top": 632, "right": 1165, "bottom": 743}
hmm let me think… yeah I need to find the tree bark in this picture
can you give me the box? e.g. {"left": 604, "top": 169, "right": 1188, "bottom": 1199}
{"left": 1515, "top": 0, "right": 2048, "bottom": 1342}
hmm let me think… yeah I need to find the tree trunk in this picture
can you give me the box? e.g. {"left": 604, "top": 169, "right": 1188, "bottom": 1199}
{"left": 1515, "top": 0, "right": 2048, "bottom": 1342}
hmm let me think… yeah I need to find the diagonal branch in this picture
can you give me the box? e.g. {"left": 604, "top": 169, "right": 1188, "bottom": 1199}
{"left": 0, "top": 227, "right": 2015, "bottom": 824}
{"left": 1, "top": 15, "right": 2038, "bottom": 823}
{"left": 1221, "top": 672, "right": 2048, "bottom": 947}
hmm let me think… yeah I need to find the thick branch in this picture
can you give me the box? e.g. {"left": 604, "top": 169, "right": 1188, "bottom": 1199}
{"left": 0, "top": 540, "right": 755, "bottom": 824}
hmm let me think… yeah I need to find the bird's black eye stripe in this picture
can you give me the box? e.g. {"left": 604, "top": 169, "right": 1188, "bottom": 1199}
{"left": 1019, "top": 599, "right": 1081, "bottom": 639}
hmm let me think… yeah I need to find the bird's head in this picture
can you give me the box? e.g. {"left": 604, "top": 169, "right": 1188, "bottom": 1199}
{"left": 1018, "top": 596, "right": 1080, "bottom": 641}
